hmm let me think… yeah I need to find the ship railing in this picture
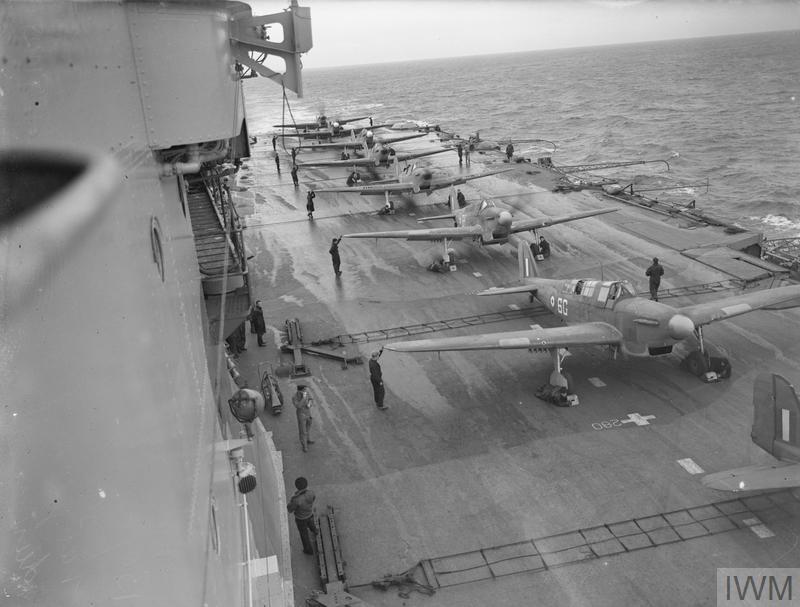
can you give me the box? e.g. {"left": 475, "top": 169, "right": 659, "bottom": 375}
{"left": 200, "top": 165, "right": 250, "bottom": 286}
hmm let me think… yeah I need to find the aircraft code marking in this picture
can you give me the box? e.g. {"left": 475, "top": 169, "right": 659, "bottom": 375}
{"left": 782, "top": 408, "right": 790, "bottom": 442}
{"left": 676, "top": 458, "right": 705, "bottom": 475}
{"left": 588, "top": 377, "right": 606, "bottom": 387}
{"left": 742, "top": 518, "right": 775, "bottom": 539}
{"left": 508, "top": 304, "right": 520, "bottom": 310}
{"left": 620, "top": 413, "right": 656, "bottom": 426}
{"left": 590, "top": 413, "right": 654, "bottom": 430}
{"left": 720, "top": 303, "right": 752, "bottom": 316}
{"left": 472, "top": 272, "right": 482, "bottom": 277}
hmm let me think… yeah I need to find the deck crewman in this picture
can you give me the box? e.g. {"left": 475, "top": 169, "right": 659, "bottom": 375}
{"left": 287, "top": 477, "right": 317, "bottom": 554}
{"left": 329, "top": 236, "right": 343, "bottom": 276}
{"left": 369, "top": 349, "right": 387, "bottom": 410}
{"left": 646, "top": 257, "right": 665, "bottom": 301}
{"left": 292, "top": 385, "right": 315, "bottom": 452}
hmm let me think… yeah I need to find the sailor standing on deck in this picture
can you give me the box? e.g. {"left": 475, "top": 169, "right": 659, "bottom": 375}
{"left": 292, "top": 385, "right": 315, "bottom": 452}
{"left": 274, "top": 152, "right": 281, "bottom": 173}
{"left": 247, "top": 300, "right": 266, "bottom": 347}
{"left": 306, "top": 189, "right": 316, "bottom": 219}
{"left": 291, "top": 164, "right": 299, "bottom": 188}
{"left": 646, "top": 257, "right": 665, "bottom": 301}
{"left": 329, "top": 236, "right": 343, "bottom": 276}
{"left": 287, "top": 477, "right": 317, "bottom": 554}
{"left": 456, "top": 142, "right": 463, "bottom": 164}
{"left": 505, "top": 142, "right": 514, "bottom": 161}
{"left": 369, "top": 349, "right": 387, "bottom": 410}
{"left": 272, "top": 134, "right": 277, "bottom": 151}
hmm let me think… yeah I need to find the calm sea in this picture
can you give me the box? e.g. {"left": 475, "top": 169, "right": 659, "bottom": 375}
{"left": 244, "top": 30, "right": 800, "bottom": 236}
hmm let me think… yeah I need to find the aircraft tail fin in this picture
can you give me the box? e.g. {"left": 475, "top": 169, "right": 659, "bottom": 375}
{"left": 518, "top": 240, "right": 539, "bottom": 280}
{"left": 752, "top": 373, "right": 800, "bottom": 462}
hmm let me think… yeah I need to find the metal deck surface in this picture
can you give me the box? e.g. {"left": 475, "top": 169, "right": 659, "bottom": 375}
{"left": 233, "top": 137, "right": 800, "bottom": 606}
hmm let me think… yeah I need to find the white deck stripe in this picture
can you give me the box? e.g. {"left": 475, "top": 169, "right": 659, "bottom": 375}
{"left": 676, "top": 458, "right": 705, "bottom": 474}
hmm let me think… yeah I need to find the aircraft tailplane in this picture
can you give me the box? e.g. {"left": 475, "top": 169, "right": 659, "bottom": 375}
{"left": 751, "top": 373, "right": 800, "bottom": 463}
{"left": 518, "top": 241, "right": 539, "bottom": 280}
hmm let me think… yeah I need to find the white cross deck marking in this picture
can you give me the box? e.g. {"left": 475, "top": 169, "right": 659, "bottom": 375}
{"left": 619, "top": 413, "right": 656, "bottom": 426}
{"left": 588, "top": 377, "right": 606, "bottom": 387}
{"left": 676, "top": 458, "right": 705, "bottom": 475}
{"left": 508, "top": 304, "right": 520, "bottom": 310}
{"left": 472, "top": 272, "right": 482, "bottom": 277}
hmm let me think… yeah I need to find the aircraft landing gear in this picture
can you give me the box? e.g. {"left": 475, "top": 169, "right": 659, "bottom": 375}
{"left": 680, "top": 326, "right": 731, "bottom": 380}
{"left": 536, "top": 349, "right": 579, "bottom": 406}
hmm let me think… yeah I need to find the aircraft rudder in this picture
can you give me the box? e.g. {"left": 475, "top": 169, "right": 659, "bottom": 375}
{"left": 751, "top": 373, "right": 800, "bottom": 460}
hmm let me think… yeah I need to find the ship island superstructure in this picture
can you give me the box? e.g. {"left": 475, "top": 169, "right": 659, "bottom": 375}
{"left": 1, "top": 2, "right": 311, "bottom": 605}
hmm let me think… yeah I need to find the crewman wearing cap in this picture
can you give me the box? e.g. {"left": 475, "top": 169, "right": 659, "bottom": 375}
{"left": 292, "top": 385, "right": 315, "bottom": 451}
{"left": 287, "top": 477, "right": 317, "bottom": 554}
{"left": 645, "top": 257, "right": 665, "bottom": 301}
{"left": 369, "top": 349, "right": 387, "bottom": 410}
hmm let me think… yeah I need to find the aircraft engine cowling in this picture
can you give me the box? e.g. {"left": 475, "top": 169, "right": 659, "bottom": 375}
{"left": 668, "top": 314, "right": 695, "bottom": 340}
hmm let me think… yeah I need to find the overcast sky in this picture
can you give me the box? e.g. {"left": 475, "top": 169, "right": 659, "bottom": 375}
{"left": 254, "top": 0, "right": 800, "bottom": 69}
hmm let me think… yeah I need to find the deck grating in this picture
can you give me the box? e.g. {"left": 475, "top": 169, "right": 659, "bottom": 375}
{"left": 419, "top": 489, "right": 800, "bottom": 588}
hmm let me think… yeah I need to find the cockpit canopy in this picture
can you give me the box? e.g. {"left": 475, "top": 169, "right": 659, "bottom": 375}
{"left": 567, "top": 279, "right": 636, "bottom": 303}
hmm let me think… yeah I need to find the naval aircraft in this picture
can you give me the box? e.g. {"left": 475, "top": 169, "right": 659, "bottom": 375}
{"left": 295, "top": 128, "right": 428, "bottom": 152}
{"left": 314, "top": 161, "right": 513, "bottom": 210}
{"left": 702, "top": 373, "right": 800, "bottom": 491}
{"left": 343, "top": 194, "right": 616, "bottom": 262}
{"left": 384, "top": 242, "right": 800, "bottom": 391}
{"left": 273, "top": 114, "right": 374, "bottom": 138}
{"left": 295, "top": 131, "right": 447, "bottom": 169}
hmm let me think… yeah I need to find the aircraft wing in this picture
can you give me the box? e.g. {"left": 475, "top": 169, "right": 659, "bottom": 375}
{"left": 383, "top": 322, "right": 623, "bottom": 353}
{"left": 296, "top": 157, "right": 375, "bottom": 168}
{"left": 297, "top": 140, "right": 363, "bottom": 151}
{"left": 396, "top": 148, "right": 452, "bottom": 162}
{"left": 478, "top": 284, "right": 538, "bottom": 297}
{"left": 315, "top": 182, "right": 414, "bottom": 196}
{"left": 701, "top": 461, "right": 800, "bottom": 492}
{"left": 343, "top": 225, "right": 483, "bottom": 242}
{"left": 427, "top": 167, "right": 513, "bottom": 190}
{"left": 508, "top": 208, "right": 617, "bottom": 234}
{"left": 678, "top": 284, "right": 800, "bottom": 327}
{"left": 377, "top": 132, "right": 429, "bottom": 145}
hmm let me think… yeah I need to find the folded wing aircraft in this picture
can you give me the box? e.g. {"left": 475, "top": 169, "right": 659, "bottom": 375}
{"left": 314, "top": 163, "right": 513, "bottom": 210}
{"left": 344, "top": 196, "right": 616, "bottom": 262}
{"left": 702, "top": 373, "right": 800, "bottom": 491}
{"left": 295, "top": 130, "right": 427, "bottom": 152}
{"left": 296, "top": 142, "right": 450, "bottom": 169}
{"left": 383, "top": 242, "right": 800, "bottom": 394}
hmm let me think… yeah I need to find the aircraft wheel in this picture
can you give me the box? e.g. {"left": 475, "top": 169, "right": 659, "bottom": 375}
{"left": 682, "top": 350, "right": 709, "bottom": 377}
{"left": 709, "top": 356, "right": 732, "bottom": 379}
